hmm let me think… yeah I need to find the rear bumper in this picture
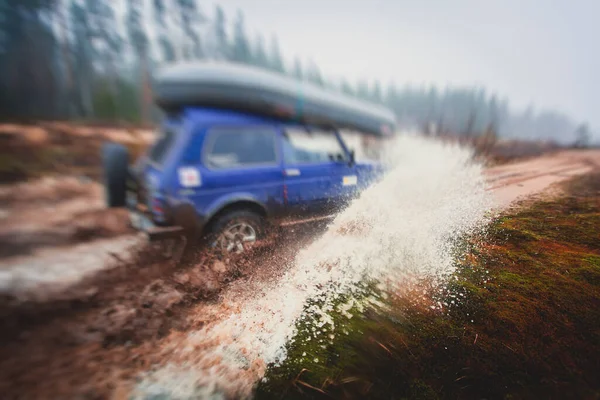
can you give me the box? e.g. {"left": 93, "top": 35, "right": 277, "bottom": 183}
{"left": 129, "top": 210, "right": 184, "bottom": 241}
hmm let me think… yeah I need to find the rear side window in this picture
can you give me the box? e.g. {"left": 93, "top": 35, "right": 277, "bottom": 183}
{"left": 148, "top": 129, "right": 176, "bottom": 166}
{"left": 204, "top": 127, "right": 277, "bottom": 169}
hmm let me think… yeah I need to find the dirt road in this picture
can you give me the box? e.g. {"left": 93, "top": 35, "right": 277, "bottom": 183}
{"left": 0, "top": 147, "right": 598, "bottom": 399}
{"left": 486, "top": 149, "right": 600, "bottom": 208}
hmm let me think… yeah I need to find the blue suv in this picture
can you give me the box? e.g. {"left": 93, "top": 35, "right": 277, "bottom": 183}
{"left": 102, "top": 63, "right": 395, "bottom": 253}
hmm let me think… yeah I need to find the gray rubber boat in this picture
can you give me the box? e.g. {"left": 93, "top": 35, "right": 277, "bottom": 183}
{"left": 153, "top": 62, "right": 396, "bottom": 136}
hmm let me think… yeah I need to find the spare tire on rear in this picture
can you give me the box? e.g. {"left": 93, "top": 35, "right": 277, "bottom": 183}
{"left": 102, "top": 143, "right": 129, "bottom": 208}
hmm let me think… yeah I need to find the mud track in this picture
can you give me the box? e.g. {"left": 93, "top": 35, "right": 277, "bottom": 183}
{"left": 0, "top": 149, "right": 598, "bottom": 399}
{"left": 0, "top": 220, "right": 331, "bottom": 399}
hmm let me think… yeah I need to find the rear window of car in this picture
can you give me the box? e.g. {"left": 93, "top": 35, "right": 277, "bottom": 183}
{"left": 204, "top": 127, "right": 277, "bottom": 169}
{"left": 148, "top": 129, "right": 176, "bottom": 166}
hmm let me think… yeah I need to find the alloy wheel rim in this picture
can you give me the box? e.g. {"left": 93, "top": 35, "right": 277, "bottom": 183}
{"left": 217, "top": 223, "right": 257, "bottom": 253}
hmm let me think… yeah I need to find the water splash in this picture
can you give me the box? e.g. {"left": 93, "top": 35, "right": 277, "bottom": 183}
{"left": 134, "top": 134, "right": 492, "bottom": 399}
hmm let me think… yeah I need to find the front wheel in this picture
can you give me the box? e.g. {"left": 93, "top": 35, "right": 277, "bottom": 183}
{"left": 209, "top": 210, "right": 265, "bottom": 254}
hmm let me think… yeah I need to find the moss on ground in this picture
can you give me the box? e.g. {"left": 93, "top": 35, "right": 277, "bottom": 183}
{"left": 256, "top": 172, "right": 600, "bottom": 400}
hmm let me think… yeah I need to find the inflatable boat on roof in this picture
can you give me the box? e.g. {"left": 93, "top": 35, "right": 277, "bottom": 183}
{"left": 153, "top": 62, "right": 396, "bottom": 136}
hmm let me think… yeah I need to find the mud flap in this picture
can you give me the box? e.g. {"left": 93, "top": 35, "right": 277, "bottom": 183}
{"left": 160, "top": 236, "right": 188, "bottom": 263}
{"left": 146, "top": 226, "right": 187, "bottom": 263}
{"left": 130, "top": 209, "right": 188, "bottom": 263}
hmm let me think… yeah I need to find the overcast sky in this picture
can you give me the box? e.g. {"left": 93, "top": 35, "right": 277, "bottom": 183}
{"left": 214, "top": 0, "right": 598, "bottom": 129}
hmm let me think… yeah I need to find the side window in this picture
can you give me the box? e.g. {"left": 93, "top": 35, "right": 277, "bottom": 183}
{"left": 282, "top": 128, "right": 346, "bottom": 164}
{"left": 148, "top": 128, "right": 176, "bottom": 166}
{"left": 204, "top": 127, "right": 277, "bottom": 169}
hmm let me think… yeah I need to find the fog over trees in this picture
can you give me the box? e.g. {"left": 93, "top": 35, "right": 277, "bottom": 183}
{"left": 0, "top": 0, "right": 592, "bottom": 144}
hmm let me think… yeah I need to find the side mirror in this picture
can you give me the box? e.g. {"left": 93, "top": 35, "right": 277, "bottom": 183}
{"left": 348, "top": 149, "right": 355, "bottom": 166}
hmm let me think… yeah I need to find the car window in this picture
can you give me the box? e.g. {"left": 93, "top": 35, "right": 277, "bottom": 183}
{"left": 148, "top": 128, "right": 176, "bottom": 166}
{"left": 339, "top": 130, "right": 385, "bottom": 162}
{"left": 282, "top": 128, "right": 346, "bottom": 164}
{"left": 205, "top": 127, "right": 277, "bottom": 169}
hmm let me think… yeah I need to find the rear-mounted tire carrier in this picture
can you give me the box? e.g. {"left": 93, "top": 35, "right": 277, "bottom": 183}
{"left": 102, "top": 143, "right": 129, "bottom": 208}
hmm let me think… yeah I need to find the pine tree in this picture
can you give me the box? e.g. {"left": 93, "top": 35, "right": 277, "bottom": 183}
{"left": 153, "top": 0, "right": 166, "bottom": 27}
{"left": 211, "top": 5, "right": 229, "bottom": 60}
{"left": 252, "top": 34, "right": 269, "bottom": 69}
{"left": 232, "top": 10, "right": 251, "bottom": 64}
{"left": 371, "top": 81, "right": 382, "bottom": 103}
{"left": 57, "top": 0, "right": 75, "bottom": 117}
{"left": 153, "top": 0, "right": 175, "bottom": 62}
{"left": 85, "top": 0, "right": 123, "bottom": 118}
{"left": 340, "top": 79, "right": 354, "bottom": 95}
{"left": 126, "top": 0, "right": 150, "bottom": 122}
{"left": 127, "top": 0, "right": 148, "bottom": 60}
{"left": 292, "top": 57, "right": 303, "bottom": 81}
{"left": 305, "top": 60, "right": 324, "bottom": 86}
{"left": 176, "top": 0, "right": 204, "bottom": 60}
{"left": 69, "top": 0, "right": 94, "bottom": 116}
{"left": 85, "top": 0, "right": 122, "bottom": 68}
{"left": 0, "top": 1, "right": 7, "bottom": 53}
{"left": 574, "top": 123, "right": 590, "bottom": 148}
{"left": 356, "top": 80, "right": 369, "bottom": 99}
{"left": 269, "top": 35, "right": 284, "bottom": 73}
{"left": 0, "top": 0, "right": 59, "bottom": 118}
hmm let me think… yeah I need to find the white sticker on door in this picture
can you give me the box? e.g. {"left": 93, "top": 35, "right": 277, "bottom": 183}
{"left": 285, "top": 168, "right": 301, "bottom": 176}
{"left": 178, "top": 167, "right": 202, "bottom": 188}
{"left": 343, "top": 175, "right": 358, "bottom": 186}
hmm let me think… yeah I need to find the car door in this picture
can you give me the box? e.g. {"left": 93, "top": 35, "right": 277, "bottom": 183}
{"left": 281, "top": 127, "right": 357, "bottom": 216}
{"left": 184, "top": 125, "right": 285, "bottom": 218}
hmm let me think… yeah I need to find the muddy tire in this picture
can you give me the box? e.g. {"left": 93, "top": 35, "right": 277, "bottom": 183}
{"left": 208, "top": 210, "right": 265, "bottom": 254}
{"left": 102, "top": 143, "right": 129, "bottom": 208}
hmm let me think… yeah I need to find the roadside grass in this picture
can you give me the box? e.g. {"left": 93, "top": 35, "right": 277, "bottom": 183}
{"left": 256, "top": 172, "right": 600, "bottom": 400}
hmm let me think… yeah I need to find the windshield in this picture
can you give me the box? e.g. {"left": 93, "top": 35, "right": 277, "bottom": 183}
{"left": 282, "top": 128, "right": 347, "bottom": 164}
{"left": 339, "top": 131, "right": 386, "bottom": 162}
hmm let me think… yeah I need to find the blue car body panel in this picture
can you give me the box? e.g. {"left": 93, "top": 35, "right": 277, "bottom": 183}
{"left": 132, "top": 107, "right": 383, "bottom": 232}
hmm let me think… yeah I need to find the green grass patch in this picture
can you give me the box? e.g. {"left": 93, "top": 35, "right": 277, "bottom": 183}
{"left": 256, "top": 172, "right": 600, "bottom": 400}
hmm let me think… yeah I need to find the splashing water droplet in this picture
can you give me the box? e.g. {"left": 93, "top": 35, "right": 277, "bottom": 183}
{"left": 133, "top": 135, "right": 492, "bottom": 399}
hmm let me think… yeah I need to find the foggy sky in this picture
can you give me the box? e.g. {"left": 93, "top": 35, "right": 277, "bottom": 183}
{"left": 215, "top": 0, "right": 599, "bottom": 131}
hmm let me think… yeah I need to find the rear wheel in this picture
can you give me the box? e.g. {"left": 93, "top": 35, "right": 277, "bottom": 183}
{"left": 209, "top": 210, "right": 265, "bottom": 254}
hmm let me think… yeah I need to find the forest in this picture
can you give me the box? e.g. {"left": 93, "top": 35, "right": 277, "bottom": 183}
{"left": 0, "top": 0, "right": 591, "bottom": 144}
